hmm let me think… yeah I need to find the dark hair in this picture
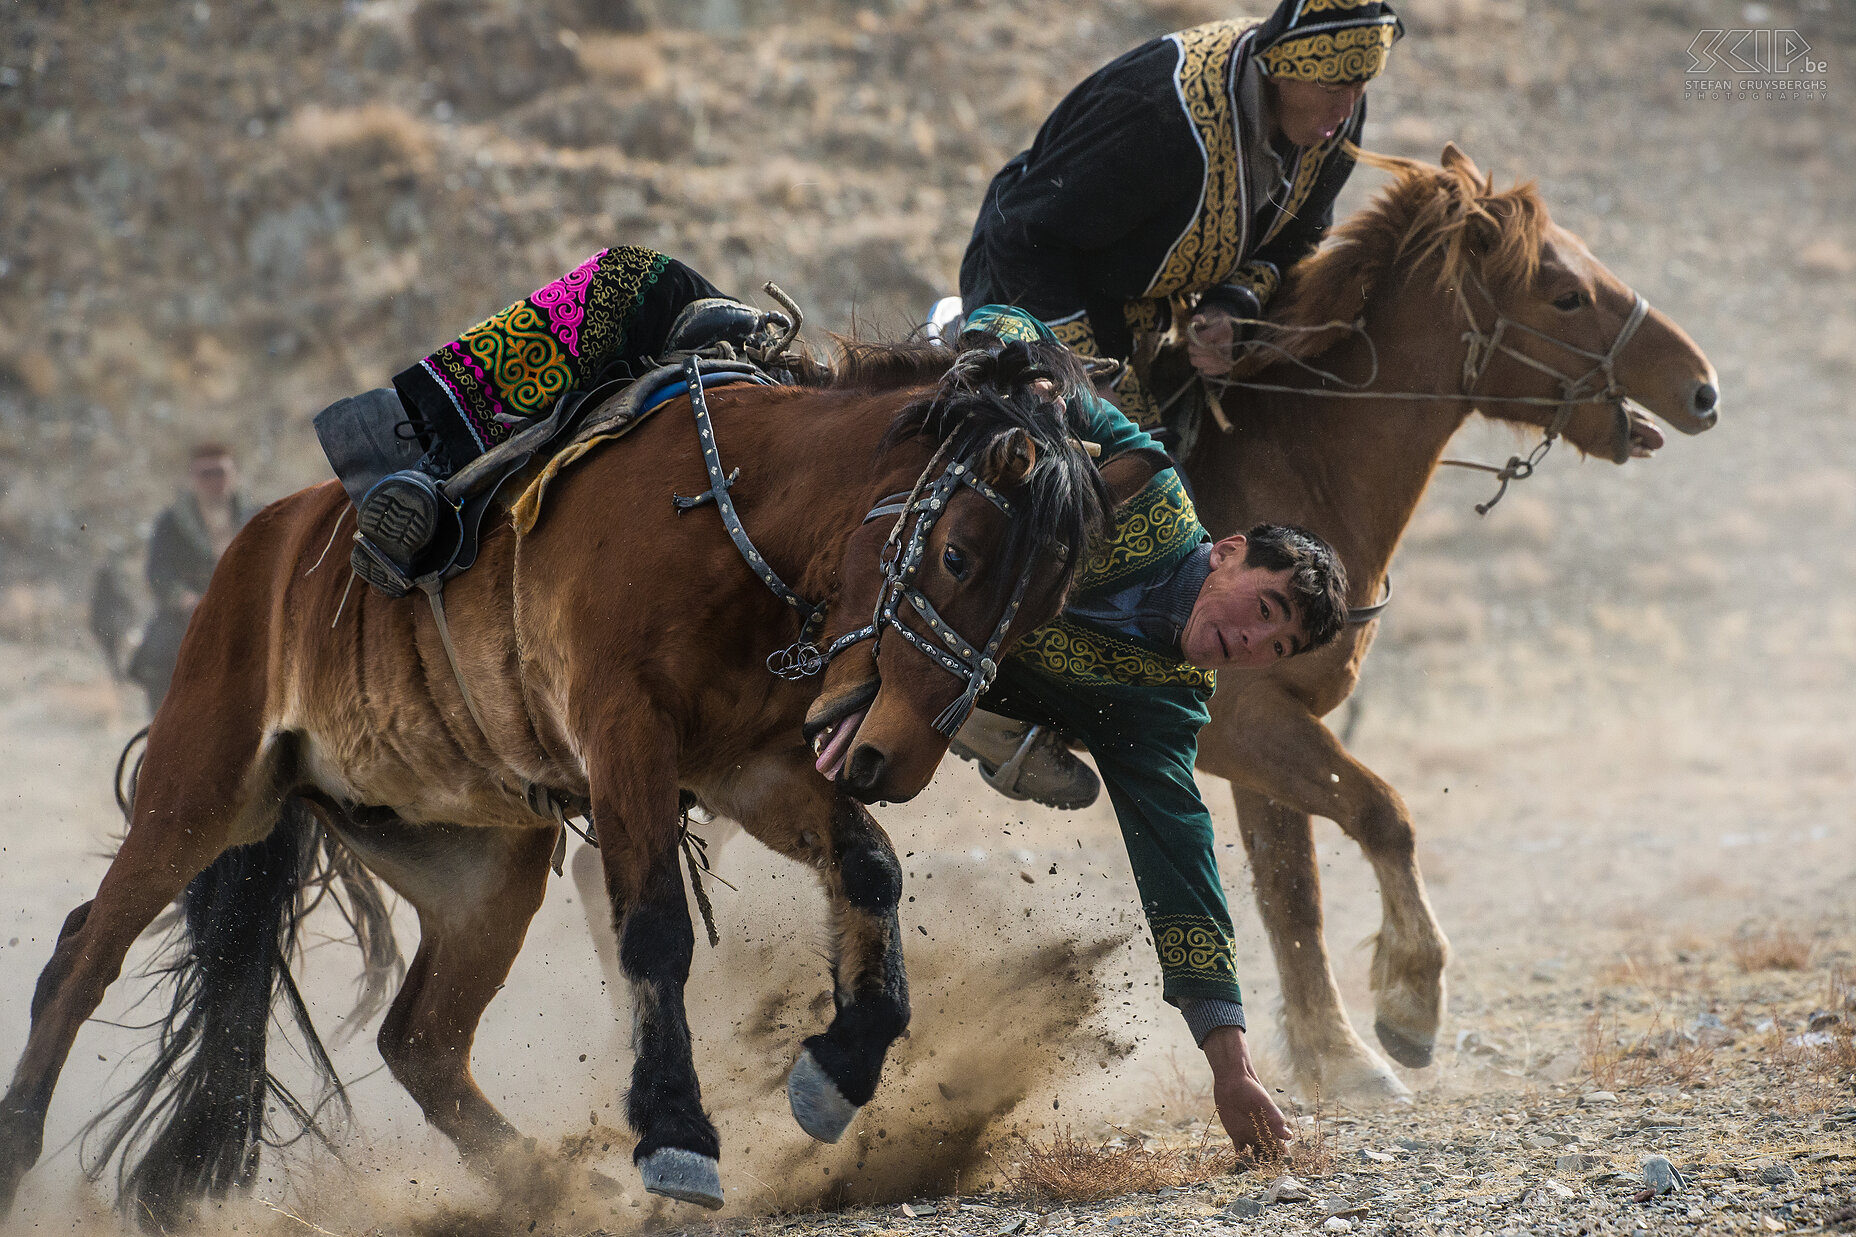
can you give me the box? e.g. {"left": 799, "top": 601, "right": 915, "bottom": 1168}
{"left": 188, "top": 441, "right": 234, "bottom": 462}
{"left": 1242, "top": 523, "right": 1348, "bottom": 653}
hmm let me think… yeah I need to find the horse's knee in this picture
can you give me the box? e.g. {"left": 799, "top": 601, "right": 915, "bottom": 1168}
{"left": 1353, "top": 798, "right": 1415, "bottom": 859}
{"left": 28, "top": 901, "right": 101, "bottom": 1024}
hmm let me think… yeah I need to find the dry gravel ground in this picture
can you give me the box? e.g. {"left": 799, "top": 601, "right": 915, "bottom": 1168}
{"left": 2, "top": 0, "right": 1854, "bottom": 1235}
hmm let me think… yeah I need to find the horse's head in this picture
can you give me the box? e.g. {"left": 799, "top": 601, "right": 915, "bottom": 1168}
{"left": 804, "top": 341, "right": 1111, "bottom": 804}
{"left": 1407, "top": 144, "right": 1720, "bottom": 462}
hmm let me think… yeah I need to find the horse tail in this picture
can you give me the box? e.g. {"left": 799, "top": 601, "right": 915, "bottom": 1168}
{"left": 82, "top": 797, "right": 349, "bottom": 1230}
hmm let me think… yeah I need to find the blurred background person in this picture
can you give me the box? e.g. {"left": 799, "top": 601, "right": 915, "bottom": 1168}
{"left": 126, "top": 442, "right": 253, "bottom": 715}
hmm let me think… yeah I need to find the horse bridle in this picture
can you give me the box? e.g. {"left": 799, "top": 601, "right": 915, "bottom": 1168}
{"left": 1447, "top": 274, "right": 1651, "bottom": 512}
{"left": 679, "top": 355, "right": 1040, "bottom": 738}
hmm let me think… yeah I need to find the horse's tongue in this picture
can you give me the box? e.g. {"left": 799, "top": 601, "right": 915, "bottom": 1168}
{"left": 815, "top": 709, "right": 866, "bottom": 778}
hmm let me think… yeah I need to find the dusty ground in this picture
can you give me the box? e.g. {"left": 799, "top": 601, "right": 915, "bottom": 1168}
{"left": 1, "top": 0, "right": 1853, "bottom": 1234}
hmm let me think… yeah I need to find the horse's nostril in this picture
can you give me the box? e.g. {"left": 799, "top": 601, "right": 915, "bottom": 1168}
{"left": 1693, "top": 381, "right": 1718, "bottom": 414}
{"left": 845, "top": 746, "right": 887, "bottom": 795}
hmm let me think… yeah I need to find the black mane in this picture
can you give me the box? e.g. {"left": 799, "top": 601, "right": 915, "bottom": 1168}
{"left": 880, "top": 337, "right": 1112, "bottom": 604}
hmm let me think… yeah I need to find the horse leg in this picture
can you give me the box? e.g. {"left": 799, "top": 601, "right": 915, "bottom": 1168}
{"left": 586, "top": 727, "right": 722, "bottom": 1209}
{"left": 1229, "top": 789, "right": 1410, "bottom": 1104}
{"left": 334, "top": 820, "right": 558, "bottom": 1168}
{"left": 728, "top": 763, "right": 908, "bottom": 1144}
{"left": 0, "top": 718, "right": 284, "bottom": 1222}
{"left": 1211, "top": 700, "right": 1448, "bottom": 1079}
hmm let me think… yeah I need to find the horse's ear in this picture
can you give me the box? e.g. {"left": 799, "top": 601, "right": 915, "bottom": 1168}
{"left": 983, "top": 428, "right": 1037, "bottom": 489}
{"left": 1440, "top": 141, "right": 1484, "bottom": 187}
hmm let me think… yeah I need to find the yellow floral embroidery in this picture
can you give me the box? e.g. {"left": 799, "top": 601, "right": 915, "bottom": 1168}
{"left": 1259, "top": 23, "right": 1397, "bottom": 84}
{"left": 1079, "top": 472, "right": 1201, "bottom": 592}
{"left": 1228, "top": 260, "right": 1280, "bottom": 303}
{"left": 1144, "top": 20, "right": 1254, "bottom": 300}
{"left": 1049, "top": 316, "right": 1098, "bottom": 355}
{"left": 1151, "top": 915, "right": 1238, "bottom": 983}
{"left": 1010, "top": 617, "right": 1214, "bottom": 691}
{"left": 1296, "top": 0, "right": 1381, "bottom": 13}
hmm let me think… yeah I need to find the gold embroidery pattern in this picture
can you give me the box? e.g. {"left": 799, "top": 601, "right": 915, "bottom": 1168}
{"left": 1113, "top": 300, "right": 1163, "bottom": 425}
{"left": 1229, "top": 260, "right": 1280, "bottom": 302}
{"left": 1152, "top": 915, "right": 1238, "bottom": 983}
{"left": 1259, "top": 24, "right": 1396, "bottom": 84}
{"left": 1297, "top": 0, "right": 1380, "bottom": 13}
{"left": 1144, "top": 20, "right": 1253, "bottom": 300}
{"left": 1010, "top": 617, "right": 1215, "bottom": 691}
{"left": 578, "top": 246, "right": 671, "bottom": 363}
{"left": 461, "top": 301, "right": 574, "bottom": 416}
{"left": 1079, "top": 472, "right": 1202, "bottom": 592}
{"left": 1049, "top": 316, "right": 1098, "bottom": 355}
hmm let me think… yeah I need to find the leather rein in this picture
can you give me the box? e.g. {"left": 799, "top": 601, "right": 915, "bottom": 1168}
{"left": 677, "top": 354, "right": 1031, "bottom": 739}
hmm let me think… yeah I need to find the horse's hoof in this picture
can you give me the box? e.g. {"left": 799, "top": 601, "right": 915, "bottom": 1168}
{"left": 787, "top": 1047, "right": 859, "bottom": 1144}
{"left": 638, "top": 1148, "right": 724, "bottom": 1210}
{"left": 1374, "top": 1018, "right": 1436, "bottom": 1069}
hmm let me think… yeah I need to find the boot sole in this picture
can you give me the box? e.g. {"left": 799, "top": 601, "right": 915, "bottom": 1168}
{"left": 356, "top": 478, "right": 438, "bottom": 558}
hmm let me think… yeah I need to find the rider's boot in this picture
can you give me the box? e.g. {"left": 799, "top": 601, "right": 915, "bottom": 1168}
{"left": 350, "top": 452, "right": 448, "bottom": 597}
{"left": 667, "top": 298, "right": 772, "bottom": 354}
{"left": 949, "top": 709, "right": 1100, "bottom": 811}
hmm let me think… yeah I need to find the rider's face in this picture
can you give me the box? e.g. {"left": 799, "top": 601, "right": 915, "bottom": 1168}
{"left": 1180, "top": 535, "right": 1309, "bottom": 670}
{"left": 1268, "top": 77, "right": 1366, "bottom": 148}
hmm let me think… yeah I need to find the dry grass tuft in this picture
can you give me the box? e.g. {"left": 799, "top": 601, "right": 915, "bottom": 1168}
{"left": 1730, "top": 927, "right": 1815, "bottom": 973}
{"left": 1000, "top": 1127, "right": 1236, "bottom": 1203}
{"left": 1581, "top": 1009, "right": 1718, "bottom": 1092}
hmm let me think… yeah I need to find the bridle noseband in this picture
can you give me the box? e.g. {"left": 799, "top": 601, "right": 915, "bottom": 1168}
{"left": 1447, "top": 274, "right": 1651, "bottom": 512}
{"left": 821, "top": 438, "right": 1039, "bottom": 736}
{"left": 679, "top": 355, "right": 1045, "bottom": 737}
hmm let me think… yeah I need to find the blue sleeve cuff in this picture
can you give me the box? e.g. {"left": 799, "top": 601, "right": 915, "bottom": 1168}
{"left": 1179, "top": 997, "right": 1246, "bottom": 1045}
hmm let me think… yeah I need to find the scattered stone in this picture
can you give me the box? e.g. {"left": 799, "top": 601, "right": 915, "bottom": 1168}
{"left": 1758, "top": 1164, "right": 1798, "bottom": 1186}
{"left": 1807, "top": 1009, "right": 1845, "bottom": 1031}
{"left": 900, "top": 1202, "right": 937, "bottom": 1218}
{"left": 1323, "top": 1196, "right": 1368, "bottom": 1217}
{"left": 1558, "top": 1153, "right": 1604, "bottom": 1173}
{"left": 1690, "top": 1011, "right": 1738, "bottom": 1048}
{"left": 1224, "top": 1199, "right": 1265, "bottom": 1218}
{"left": 1396, "top": 1137, "right": 1437, "bottom": 1151}
{"left": 1638, "top": 1156, "right": 1686, "bottom": 1200}
{"left": 992, "top": 1216, "right": 1029, "bottom": 1236}
{"left": 1263, "top": 1175, "right": 1312, "bottom": 1204}
{"left": 1543, "top": 1178, "right": 1577, "bottom": 1198}
{"left": 1786, "top": 1030, "right": 1837, "bottom": 1048}
{"left": 1524, "top": 1133, "right": 1561, "bottom": 1150}
{"left": 1322, "top": 1219, "right": 1354, "bottom": 1233}
{"left": 1358, "top": 1149, "right": 1396, "bottom": 1164}
{"left": 1580, "top": 1091, "right": 1620, "bottom": 1107}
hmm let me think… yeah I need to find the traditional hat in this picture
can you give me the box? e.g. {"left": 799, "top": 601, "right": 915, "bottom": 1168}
{"left": 1254, "top": 0, "right": 1405, "bottom": 86}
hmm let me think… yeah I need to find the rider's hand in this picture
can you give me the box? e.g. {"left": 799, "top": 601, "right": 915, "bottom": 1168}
{"left": 1187, "top": 309, "right": 1239, "bottom": 378}
{"left": 1201, "top": 1025, "right": 1294, "bottom": 1156}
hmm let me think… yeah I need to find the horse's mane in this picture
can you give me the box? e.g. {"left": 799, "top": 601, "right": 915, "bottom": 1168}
{"left": 1241, "top": 146, "right": 1550, "bottom": 371}
{"left": 785, "top": 336, "right": 955, "bottom": 392}
{"left": 880, "top": 337, "right": 1113, "bottom": 594}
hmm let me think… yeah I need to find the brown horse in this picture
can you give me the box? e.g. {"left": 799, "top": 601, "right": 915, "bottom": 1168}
{"left": 1178, "top": 144, "right": 1719, "bottom": 1102}
{"left": 0, "top": 341, "right": 1114, "bottom": 1226}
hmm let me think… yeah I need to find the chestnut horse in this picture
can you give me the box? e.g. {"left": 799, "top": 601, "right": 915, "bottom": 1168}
{"left": 0, "top": 342, "right": 1112, "bottom": 1226}
{"left": 1178, "top": 144, "right": 1719, "bottom": 1101}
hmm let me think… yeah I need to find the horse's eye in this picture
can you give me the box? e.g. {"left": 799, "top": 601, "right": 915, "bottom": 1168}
{"left": 942, "top": 545, "right": 970, "bottom": 581}
{"left": 1552, "top": 290, "right": 1589, "bottom": 312}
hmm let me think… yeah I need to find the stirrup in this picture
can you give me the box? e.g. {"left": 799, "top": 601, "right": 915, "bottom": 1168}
{"left": 349, "top": 534, "right": 416, "bottom": 598}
